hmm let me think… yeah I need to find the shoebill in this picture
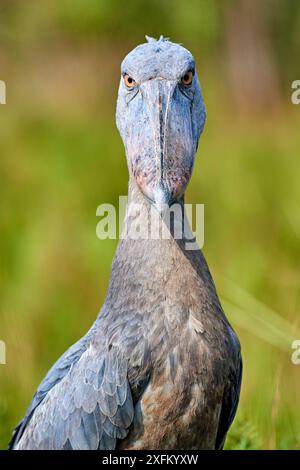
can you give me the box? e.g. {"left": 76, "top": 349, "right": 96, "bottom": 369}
{"left": 10, "top": 36, "right": 242, "bottom": 450}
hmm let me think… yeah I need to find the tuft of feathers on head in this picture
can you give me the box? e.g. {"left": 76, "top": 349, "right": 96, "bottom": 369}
{"left": 145, "top": 35, "right": 182, "bottom": 47}
{"left": 145, "top": 35, "right": 170, "bottom": 43}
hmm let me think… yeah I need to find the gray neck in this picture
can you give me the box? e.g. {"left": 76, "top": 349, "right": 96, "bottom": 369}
{"left": 103, "top": 178, "right": 200, "bottom": 311}
{"left": 93, "top": 176, "right": 226, "bottom": 348}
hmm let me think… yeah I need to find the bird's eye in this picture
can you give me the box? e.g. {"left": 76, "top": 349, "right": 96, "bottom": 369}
{"left": 124, "top": 74, "right": 136, "bottom": 88}
{"left": 181, "top": 71, "right": 193, "bottom": 86}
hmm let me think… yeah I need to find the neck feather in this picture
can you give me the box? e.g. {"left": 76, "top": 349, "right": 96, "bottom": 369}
{"left": 103, "top": 178, "right": 203, "bottom": 308}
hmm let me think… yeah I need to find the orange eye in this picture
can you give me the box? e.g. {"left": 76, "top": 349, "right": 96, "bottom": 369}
{"left": 124, "top": 74, "right": 136, "bottom": 88}
{"left": 181, "top": 71, "right": 193, "bottom": 86}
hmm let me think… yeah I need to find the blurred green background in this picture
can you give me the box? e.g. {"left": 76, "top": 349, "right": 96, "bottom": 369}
{"left": 0, "top": 0, "right": 300, "bottom": 450}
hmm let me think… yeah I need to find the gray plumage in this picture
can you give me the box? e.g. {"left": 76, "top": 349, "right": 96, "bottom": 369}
{"left": 10, "top": 36, "right": 242, "bottom": 450}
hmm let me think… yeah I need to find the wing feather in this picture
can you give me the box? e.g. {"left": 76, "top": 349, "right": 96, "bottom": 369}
{"left": 215, "top": 349, "right": 243, "bottom": 449}
{"left": 14, "top": 343, "right": 134, "bottom": 450}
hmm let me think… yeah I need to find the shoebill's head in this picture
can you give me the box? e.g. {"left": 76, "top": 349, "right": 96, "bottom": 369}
{"left": 116, "top": 36, "right": 206, "bottom": 212}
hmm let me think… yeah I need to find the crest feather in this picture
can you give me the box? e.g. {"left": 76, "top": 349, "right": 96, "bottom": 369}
{"left": 145, "top": 35, "right": 170, "bottom": 43}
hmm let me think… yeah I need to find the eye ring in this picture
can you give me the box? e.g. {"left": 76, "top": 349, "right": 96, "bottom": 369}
{"left": 181, "top": 70, "right": 193, "bottom": 86}
{"left": 124, "top": 74, "right": 136, "bottom": 88}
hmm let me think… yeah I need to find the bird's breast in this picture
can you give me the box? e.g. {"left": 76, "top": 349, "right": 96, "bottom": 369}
{"left": 120, "top": 314, "right": 234, "bottom": 450}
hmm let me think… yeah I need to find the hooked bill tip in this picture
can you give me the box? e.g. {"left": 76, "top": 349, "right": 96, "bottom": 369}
{"left": 153, "top": 186, "right": 172, "bottom": 214}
